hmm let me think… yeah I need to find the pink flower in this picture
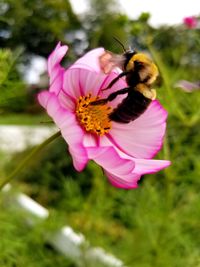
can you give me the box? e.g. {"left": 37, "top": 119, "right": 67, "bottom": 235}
{"left": 175, "top": 80, "right": 200, "bottom": 93}
{"left": 183, "top": 16, "right": 198, "bottom": 29}
{"left": 38, "top": 43, "right": 170, "bottom": 189}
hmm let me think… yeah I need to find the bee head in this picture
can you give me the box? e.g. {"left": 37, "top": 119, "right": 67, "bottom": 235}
{"left": 125, "top": 53, "right": 159, "bottom": 84}
{"left": 123, "top": 50, "right": 137, "bottom": 71}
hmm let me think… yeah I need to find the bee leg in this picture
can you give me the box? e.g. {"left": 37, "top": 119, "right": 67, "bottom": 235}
{"left": 102, "top": 71, "right": 128, "bottom": 91}
{"left": 90, "top": 98, "right": 108, "bottom": 105}
{"left": 90, "top": 88, "right": 129, "bottom": 106}
{"left": 107, "top": 87, "right": 129, "bottom": 101}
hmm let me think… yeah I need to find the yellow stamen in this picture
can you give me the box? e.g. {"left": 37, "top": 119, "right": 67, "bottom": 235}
{"left": 76, "top": 94, "right": 113, "bottom": 136}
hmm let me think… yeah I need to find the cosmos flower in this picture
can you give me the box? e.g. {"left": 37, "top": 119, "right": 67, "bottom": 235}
{"left": 38, "top": 43, "right": 170, "bottom": 189}
{"left": 183, "top": 16, "right": 198, "bottom": 29}
{"left": 175, "top": 80, "right": 200, "bottom": 93}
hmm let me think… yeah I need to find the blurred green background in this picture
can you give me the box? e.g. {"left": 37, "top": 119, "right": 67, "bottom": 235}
{"left": 1, "top": 0, "right": 200, "bottom": 266}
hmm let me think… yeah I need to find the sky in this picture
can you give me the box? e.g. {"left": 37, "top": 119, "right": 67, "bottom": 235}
{"left": 70, "top": 0, "right": 200, "bottom": 27}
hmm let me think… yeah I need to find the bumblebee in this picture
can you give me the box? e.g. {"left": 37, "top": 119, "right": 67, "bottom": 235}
{"left": 91, "top": 40, "right": 159, "bottom": 123}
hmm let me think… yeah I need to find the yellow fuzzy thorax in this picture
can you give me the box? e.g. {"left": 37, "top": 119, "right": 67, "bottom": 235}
{"left": 126, "top": 53, "right": 159, "bottom": 83}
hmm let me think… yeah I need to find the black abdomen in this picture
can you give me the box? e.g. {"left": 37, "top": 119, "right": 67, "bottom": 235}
{"left": 109, "top": 90, "right": 151, "bottom": 123}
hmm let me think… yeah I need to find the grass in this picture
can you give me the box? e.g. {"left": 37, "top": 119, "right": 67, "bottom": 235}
{"left": 0, "top": 201, "right": 75, "bottom": 267}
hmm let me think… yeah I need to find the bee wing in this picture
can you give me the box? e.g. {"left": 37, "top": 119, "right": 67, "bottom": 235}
{"left": 99, "top": 51, "right": 124, "bottom": 74}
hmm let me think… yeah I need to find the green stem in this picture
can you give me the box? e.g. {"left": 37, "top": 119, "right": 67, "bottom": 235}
{"left": 0, "top": 131, "right": 61, "bottom": 190}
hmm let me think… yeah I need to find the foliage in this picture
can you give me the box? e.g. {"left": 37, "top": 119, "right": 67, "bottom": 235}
{"left": 0, "top": 0, "right": 80, "bottom": 56}
{"left": 0, "top": 200, "right": 75, "bottom": 267}
{"left": 0, "top": 48, "right": 29, "bottom": 112}
{"left": 152, "top": 25, "right": 200, "bottom": 69}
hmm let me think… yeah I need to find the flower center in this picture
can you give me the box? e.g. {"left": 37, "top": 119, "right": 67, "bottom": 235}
{"left": 76, "top": 94, "right": 113, "bottom": 136}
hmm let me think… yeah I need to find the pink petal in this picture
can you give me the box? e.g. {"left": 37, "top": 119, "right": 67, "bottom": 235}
{"left": 63, "top": 48, "right": 127, "bottom": 101}
{"left": 63, "top": 68, "right": 107, "bottom": 99}
{"left": 104, "top": 171, "right": 140, "bottom": 189}
{"left": 62, "top": 67, "right": 127, "bottom": 107}
{"left": 87, "top": 146, "right": 135, "bottom": 175}
{"left": 68, "top": 145, "right": 89, "bottom": 172}
{"left": 58, "top": 89, "right": 76, "bottom": 112}
{"left": 63, "top": 69, "right": 82, "bottom": 100}
{"left": 100, "top": 135, "right": 171, "bottom": 175}
{"left": 38, "top": 90, "right": 50, "bottom": 108}
{"left": 175, "top": 80, "right": 200, "bottom": 93}
{"left": 107, "top": 100, "right": 168, "bottom": 159}
{"left": 41, "top": 92, "right": 88, "bottom": 171}
{"left": 69, "top": 48, "right": 105, "bottom": 73}
{"left": 49, "top": 68, "right": 65, "bottom": 95}
{"left": 87, "top": 146, "right": 140, "bottom": 189}
{"left": 183, "top": 16, "right": 198, "bottom": 28}
{"left": 48, "top": 42, "right": 68, "bottom": 94}
{"left": 83, "top": 133, "right": 98, "bottom": 147}
{"left": 78, "top": 69, "right": 107, "bottom": 97}
{"left": 48, "top": 42, "right": 68, "bottom": 76}
{"left": 38, "top": 89, "right": 75, "bottom": 113}
{"left": 133, "top": 158, "right": 171, "bottom": 174}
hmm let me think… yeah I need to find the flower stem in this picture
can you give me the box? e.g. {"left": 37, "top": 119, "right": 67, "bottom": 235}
{"left": 0, "top": 131, "right": 61, "bottom": 190}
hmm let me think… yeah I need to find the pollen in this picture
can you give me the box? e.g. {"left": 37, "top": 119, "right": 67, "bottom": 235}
{"left": 76, "top": 94, "right": 113, "bottom": 136}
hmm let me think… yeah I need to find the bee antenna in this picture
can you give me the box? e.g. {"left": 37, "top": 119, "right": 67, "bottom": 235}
{"left": 113, "top": 37, "right": 126, "bottom": 52}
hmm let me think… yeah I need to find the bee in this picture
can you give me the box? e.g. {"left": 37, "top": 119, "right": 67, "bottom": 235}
{"left": 91, "top": 38, "right": 159, "bottom": 123}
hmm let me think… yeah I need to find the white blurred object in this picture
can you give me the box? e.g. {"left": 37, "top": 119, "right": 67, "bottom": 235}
{"left": 23, "top": 56, "right": 47, "bottom": 84}
{"left": 49, "top": 226, "right": 86, "bottom": 263}
{"left": 17, "top": 193, "right": 49, "bottom": 219}
{"left": 86, "top": 247, "right": 124, "bottom": 267}
{"left": 0, "top": 126, "right": 57, "bottom": 152}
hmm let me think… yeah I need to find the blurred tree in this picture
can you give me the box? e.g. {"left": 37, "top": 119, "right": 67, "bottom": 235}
{"left": 128, "top": 12, "right": 154, "bottom": 51}
{"left": 84, "top": 0, "right": 130, "bottom": 52}
{"left": 0, "top": 0, "right": 81, "bottom": 56}
{"left": 0, "top": 48, "right": 29, "bottom": 112}
{"left": 152, "top": 25, "right": 200, "bottom": 69}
